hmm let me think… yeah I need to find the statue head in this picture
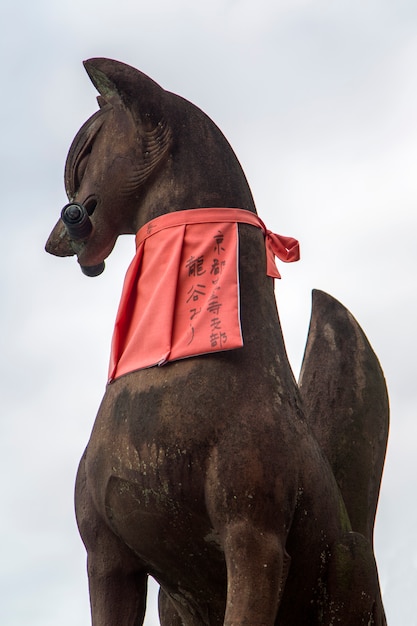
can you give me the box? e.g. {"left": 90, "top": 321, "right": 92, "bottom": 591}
{"left": 45, "top": 58, "right": 255, "bottom": 275}
{"left": 45, "top": 58, "right": 172, "bottom": 274}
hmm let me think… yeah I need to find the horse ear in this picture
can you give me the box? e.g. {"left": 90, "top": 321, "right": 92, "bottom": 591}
{"left": 83, "top": 58, "right": 165, "bottom": 124}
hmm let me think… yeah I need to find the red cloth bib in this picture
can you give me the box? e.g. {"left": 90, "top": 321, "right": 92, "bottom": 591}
{"left": 108, "top": 208, "right": 299, "bottom": 381}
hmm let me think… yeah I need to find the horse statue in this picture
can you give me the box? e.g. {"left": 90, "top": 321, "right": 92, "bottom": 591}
{"left": 45, "top": 58, "right": 389, "bottom": 625}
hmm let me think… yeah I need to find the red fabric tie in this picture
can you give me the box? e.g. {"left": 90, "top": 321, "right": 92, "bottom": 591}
{"left": 264, "top": 230, "right": 300, "bottom": 279}
{"left": 108, "top": 208, "right": 299, "bottom": 381}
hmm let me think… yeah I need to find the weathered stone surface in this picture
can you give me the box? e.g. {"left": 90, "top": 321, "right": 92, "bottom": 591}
{"left": 46, "top": 58, "right": 388, "bottom": 625}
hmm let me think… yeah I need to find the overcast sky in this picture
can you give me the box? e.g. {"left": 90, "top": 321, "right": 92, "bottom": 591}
{"left": 1, "top": 1, "right": 416, "bottom": 624}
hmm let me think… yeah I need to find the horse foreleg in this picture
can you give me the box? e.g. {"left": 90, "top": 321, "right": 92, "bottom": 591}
{"left": 221, "top": 521, "right": 288, "bottom": 626}
{"left": 75, "top": 452, "right": 148, "bottom": 626}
